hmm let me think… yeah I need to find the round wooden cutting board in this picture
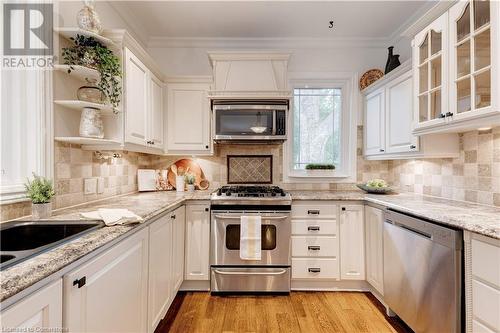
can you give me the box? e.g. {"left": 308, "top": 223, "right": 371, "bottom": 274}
{"left": 167, "top": 159, "right": 209, "bottom": 190}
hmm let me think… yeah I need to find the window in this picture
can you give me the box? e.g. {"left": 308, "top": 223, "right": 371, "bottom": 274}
{"left": 285, "top": 73, "right": 357, "bottom": 182}
{"left": 293, "top": 88, "right": 342, "bottom": 170}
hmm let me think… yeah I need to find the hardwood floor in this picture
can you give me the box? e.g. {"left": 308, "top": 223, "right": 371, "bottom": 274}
{"left": 155, "top": 291, "right": 413, "bottom": 333}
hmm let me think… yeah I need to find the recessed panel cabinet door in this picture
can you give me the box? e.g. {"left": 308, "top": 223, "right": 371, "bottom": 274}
{"left": 1, "top": 280, "right": 62, "bottom": 331}
{"left": 364, "top": 88, "right": 385, "bottom": 156}
{"left": 63, "top": 228, "right": 149, "bottom": 333}
{"left": 185, "top": 204, "right": 210, "bottom": 281}
{"left": 148, "top": 215, "right": 173, "bottom": 333}
{"left": 125, "top": 48, "right": 149, "bottom": 146}
{"left": 365, "top": 206, "right": 384, "bottom": 295}
{"left": 167, "top": 83, "right": 211, "bottom": 152}
{"left": 339, "top": 205, "right": 365, "bottom": 280}
{"left": 150, "top": 73, "right": 164, "bottom": 149}
{"left": 385, "top": 70, "right": 418, "bottom": 154}
{"left": 172, "top": 206, "right": 186, "bottom": 291}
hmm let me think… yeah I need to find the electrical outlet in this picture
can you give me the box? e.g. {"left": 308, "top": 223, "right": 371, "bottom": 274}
{"left": 97, "top": 177, "right": 105, "bottom": 194}
{"left": 84, "top": 178, "right": 97, "bottom": 195}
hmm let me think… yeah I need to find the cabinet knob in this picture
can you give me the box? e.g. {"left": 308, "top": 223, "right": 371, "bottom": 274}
{"left": 342, "top": 207, "right": 346, "bottom": 211}
{"left": 379, "top": 149, "right": 385, "bottom": 152}
{"left": 439, "top": 113, "right": 446, "bottom": 118}
{"left": 171, "top": 214, "right": 176, "bottom": 219}
{"left": 205, "top": 208, "right": 209, "bottom": 212}
{"left": 445, "top": 112, "right": 454, "bottom": 117}
{"left": 410, "top": 145, "right": 416, "bottom": 149}
{"left": 205, "top": 145, "right": 209, "bottom": 149}
{"left": 73, "top": 276, "right": 86, "bottom": 288}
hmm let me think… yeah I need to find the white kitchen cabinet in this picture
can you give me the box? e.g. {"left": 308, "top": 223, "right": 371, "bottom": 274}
{"left": 124, "top": 47, "right": 165, "bottom": 151}
{"left": 364, "top": 87, "right": 386, "bottom": 156}
{"left": 339, "top": 205, "right": 365, "bottom": 280}
{"left": 148, "top": 215, "right": 173, "bottom": 333}
{"left": 412, "top": 12, "right": 449, "bottom": 130}
{"left": 172, "top": 205, "right": 186, "bottom": 291}
{"left": 166, "top": 81, "right": 212, "bottom": 154}
{"left": 124, "top": 47, "right": 149, "bottom": 146}
{"left": 1, "top": 280, "right": 62, "bottom": 331}
{"left": 364, "top": 206, "right": 384, "bottom": 295}
{"left": 184, "top": 203, "right": 210, "bottom": 281}
{"left": 63, "top": 228, "right": 149, "bottom": 333}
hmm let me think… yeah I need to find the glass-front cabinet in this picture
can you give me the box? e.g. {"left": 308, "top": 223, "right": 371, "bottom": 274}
{"left": 413, "top": 12, "right": 449, "bottom": 129}
{"left": 449, "top": 0, "right": 498, "bottom": 121}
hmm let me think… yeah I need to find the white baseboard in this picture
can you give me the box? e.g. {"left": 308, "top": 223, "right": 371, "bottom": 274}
{"left": 291, "top": 279, "right": 370, "bottom": 291}
{"left": 180, "top": 280, "right": 210, "bottom": 291}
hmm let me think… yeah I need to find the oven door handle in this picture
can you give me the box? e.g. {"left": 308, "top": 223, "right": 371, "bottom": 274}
{"left": 212, "top": 269, "right": 288, "bottom": 276}
{"left": 213, "top": 215, "right": 289, "bottom": 220}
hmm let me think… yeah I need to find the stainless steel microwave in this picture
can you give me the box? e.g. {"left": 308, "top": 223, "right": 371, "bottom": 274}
{"left": 212, "top": 100, "right": 288, "bottom": 142}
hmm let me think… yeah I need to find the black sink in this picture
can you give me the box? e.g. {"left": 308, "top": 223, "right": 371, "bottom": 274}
{"left": 0, "top": 220, "right": 104, "bottom": 270}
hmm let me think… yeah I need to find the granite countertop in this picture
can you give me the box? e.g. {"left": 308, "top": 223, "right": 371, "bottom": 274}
{"left": 1, "top": 189, "right": 499, "bottom": 304}
{"left": 0, "top": 191, "right": 212, "bottom": 303}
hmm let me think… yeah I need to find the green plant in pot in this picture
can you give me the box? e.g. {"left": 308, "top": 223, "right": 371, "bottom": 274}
{"left": 185, "top": 173, "right": 196, "bottom": 192}
{"left": 25, "top": 173, "right": 55, "bottom": 219}
{"left": 305, "top": 164, "right": 335, "bottom": 170}
{"left": 62, "top": 34, "right": 121, "bottom": 110}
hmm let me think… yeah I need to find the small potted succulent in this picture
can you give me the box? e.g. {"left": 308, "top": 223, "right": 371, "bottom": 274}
{"left": 24, "top": 174, "right": 55, "bottom": 219}
{"left": 185, "top": 173, "right": 196, "bottom": 193}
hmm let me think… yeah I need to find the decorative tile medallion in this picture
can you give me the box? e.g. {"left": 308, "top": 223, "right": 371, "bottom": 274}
{"left": 227, "top": 155, "right": 273, "bottom": 184}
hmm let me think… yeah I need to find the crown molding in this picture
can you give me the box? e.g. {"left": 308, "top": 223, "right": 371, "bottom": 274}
{"left": 400, "top": 0, "right": 458, "bottom": 38}
{"left": 147, "top": 36, "right": 391, "bottom": 49}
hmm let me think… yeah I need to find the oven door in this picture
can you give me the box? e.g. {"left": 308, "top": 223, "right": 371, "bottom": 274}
{"left": 211, "top": 211, "right": 291, "bottom": 266}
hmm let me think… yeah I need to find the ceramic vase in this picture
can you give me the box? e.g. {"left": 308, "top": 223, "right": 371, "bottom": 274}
{"left": 32, "top": 202, "right": 51, "bottom": 219}
{"left": 384, "top": 46, "right": 401, "bottom": 74}
{"left": 77, "top": 0, "right": 102, "bottom": 34}
{"left": 77, "top": 80, "right": 105, "bottom": 104}
{"left": 79, "top": 107, "right": 104, "bottom": 138}
{"left": 176, "top": 176, "right": 185, "bottom": 192}
{"left": 187, "top": 184, "right": 195, "bottom": 193}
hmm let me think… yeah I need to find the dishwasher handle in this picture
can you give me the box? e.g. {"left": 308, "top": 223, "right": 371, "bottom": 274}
{"left": 385, "top": 219, "right": 432, "bottom": 239}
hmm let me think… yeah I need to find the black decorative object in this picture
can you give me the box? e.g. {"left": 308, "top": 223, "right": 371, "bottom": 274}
{"left": 384, "top": 46, "right": 401, "bottom": 74}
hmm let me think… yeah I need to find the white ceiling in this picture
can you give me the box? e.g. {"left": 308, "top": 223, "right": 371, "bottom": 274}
{"left": 111, "top": 1, "right": 436, "bottom": 42}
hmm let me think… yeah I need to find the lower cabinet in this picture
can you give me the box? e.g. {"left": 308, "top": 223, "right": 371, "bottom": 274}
{"left": 184, "top": 203, "right": 210, "bottom": 281}
{"left": 148, "top": 214, "right": 174, "bottom": 333}
{"left": 63, "top": 228, "right": 149, "bottom": 333}
{"left": 172, "top": 206, "right": 186, "bottom": 291}
{"left": 1, "top": 279, "right": 62, "bottom": 330}
{"left": 339, "top": 204, "right": 365, "bottom": 280}
{"left": 364, "top": 206, "right": 384, "bottom": 295}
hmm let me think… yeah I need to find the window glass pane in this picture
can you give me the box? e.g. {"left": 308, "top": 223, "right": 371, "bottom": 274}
{"left": 419, "top": 34, "right": 429, "bottom": 64}
{"left": 457, "top": 4, "right": 471, "bottom": 42}
{"left": 474, "top": 28, "right": 490, "bottom": 71}
{"left": 431, "top": 56, "right": 442, "bottom": 88}
{"left": 225, "top": 225, "right": 276, "bottom": 250}
{"left": 293, "top": 88, "right": 341, "bottom": 170}
{"left": 457, "top": 78, "right": 472, "bottom": 113}
{"left": 457, "top": 40, "right": 471, "bottom": 78}
{"left": 419, "top": 63, "right": 428, "bottom": 93}
{"left": 431, "top": 30, "right": 442, "bottom": 55}
{"left": 475, "top": 69, "right": 491, "bottom": 109}
{"left": 431, "top": 90, "right": 442, "bottom": 119}
{"left": 474, "top": 0, "right": 490, "bottom": 30}
{"left": 419, "top": 94, "right": 428, "bottom": 122}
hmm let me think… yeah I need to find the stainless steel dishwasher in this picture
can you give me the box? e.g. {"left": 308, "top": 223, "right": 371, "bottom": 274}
{"left": 383, "top": 209, "right": 463, "bottom": 333}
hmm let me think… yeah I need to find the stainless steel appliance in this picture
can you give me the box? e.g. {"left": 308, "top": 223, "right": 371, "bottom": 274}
{"left": 210, "top": 185, "right": 292, "bottom": 292}
{"left": 383, "top": 209, "right": 463, "bottom": 333}
{"left": 212, "top": 100, "right": 287, "bottom": 142}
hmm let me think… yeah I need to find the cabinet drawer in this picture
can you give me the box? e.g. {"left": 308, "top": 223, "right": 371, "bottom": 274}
{"left": 291, "top": 220, "right": 337, "bottom": 236}
{"left": 291, "top": 202, "right": 337, "bottom": 219}
{"left": 472, "top": 279, "right": 500, "bottom": 331}
{"left": 292, "top": 258, "right": 339, "bottom": 279}
{"left": 473, "top": 320, "right": 496, "bottom": 333}
{"left": 472, "top": 239, "right": 500, "bottom": 289}
{"left": 291, "top": 236, "right": 338, "bottom": 257}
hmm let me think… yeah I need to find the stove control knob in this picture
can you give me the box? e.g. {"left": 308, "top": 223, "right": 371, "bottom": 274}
{"left": 217, "top": 189, "right": 222, "bottom": 196}
{"left": 281, "top": 191, "right": 286, "bottom": 197}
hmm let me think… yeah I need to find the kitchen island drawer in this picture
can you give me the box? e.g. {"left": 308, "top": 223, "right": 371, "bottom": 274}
{"left": 472, "top": 238, "right": 500, "bottom": 289}
{"left": 292, "top": 202, "right": 337, "bottom": 219}
{"left": 291, "top": 236, "right": 338, "bottom": 257}
{"left": 292, "top": 258, "right": 339, "bottom": 279}
{"left": 291, "top": 220, "right": 337, "bottom": 236}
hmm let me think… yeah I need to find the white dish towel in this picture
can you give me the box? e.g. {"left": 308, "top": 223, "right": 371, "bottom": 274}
{"left": 80, "top": 208, "right": 144, "bottom": 226}
{"left": 240, "top": 215, "right": 261, "bottom": 260}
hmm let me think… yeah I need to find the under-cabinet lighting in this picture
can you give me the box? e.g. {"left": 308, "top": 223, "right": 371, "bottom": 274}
{"left": 94, "top": 151, "right": 122, "bottom": 161}
{"left": 477, "top": 127, "right": 492, "bottom": 132}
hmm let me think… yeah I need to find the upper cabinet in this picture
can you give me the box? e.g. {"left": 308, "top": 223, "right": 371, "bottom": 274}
{"left": 412, "top": 0, "right": 500, "bottom": 134}
{"left": 166, "top": 78, "right": 212, "bottom": 155}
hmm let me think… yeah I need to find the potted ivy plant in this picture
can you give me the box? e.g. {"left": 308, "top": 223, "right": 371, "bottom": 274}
{"left": 25, "top": 174, "right": 55, "bottom": 219}
{"left": 185, "top": 173, "right": 196, "bottom": 192}
{"left": 62, "top": 34, "right": 122, "bottom": 109}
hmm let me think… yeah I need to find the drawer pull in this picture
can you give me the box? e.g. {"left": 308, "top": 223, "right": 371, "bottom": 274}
{"left": 308, "top": 246, "right": 321, "bottom": 251}
{"left": 307, "top": 226, "right": 320, "bottom": 231}
{"left": 73, "top": 276, "right": 86, "bottom": 288}
{"left": 308, "top": 268, "right": 321, "bottom": 273}
{"left": 307, "top": 210, "right": 320, "bottom": 215}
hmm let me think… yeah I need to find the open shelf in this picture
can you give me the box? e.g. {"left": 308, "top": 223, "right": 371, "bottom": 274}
{"left": 54, "top": 100, "right": 119, "bottom": 115}
{"left": 54, "top": 65, "right": 100, "bottom": 82}
{"left": 55, "top": 27, "right": 116, "bottom": 49}
{"left": 54, "top": 137, "right": 121, "bottom": 145}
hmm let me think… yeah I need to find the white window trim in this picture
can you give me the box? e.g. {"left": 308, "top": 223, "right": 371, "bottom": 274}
{"left": 284, "top": 71, "right": 358, "bottom": 183}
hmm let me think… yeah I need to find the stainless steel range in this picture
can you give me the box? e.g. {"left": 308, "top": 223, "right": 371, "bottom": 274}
{"left": 210, "top": 185, "right": 292, "bottom": 293}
